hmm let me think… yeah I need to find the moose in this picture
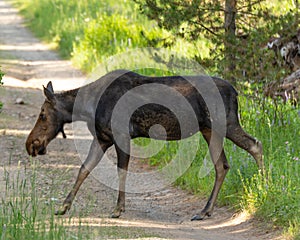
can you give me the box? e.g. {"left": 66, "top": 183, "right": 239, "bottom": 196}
{"left": 26, "top": 69, "right": 263, "bottom": 220}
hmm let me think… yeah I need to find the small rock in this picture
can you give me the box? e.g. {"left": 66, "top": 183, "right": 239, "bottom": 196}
{"left": 15, "top": 98, "right": 24, "bottom": 105}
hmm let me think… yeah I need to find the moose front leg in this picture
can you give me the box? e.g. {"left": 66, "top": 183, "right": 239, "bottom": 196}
{"left": 55, "top": 138, "right": 112, "bottom": 215}
{"left": 111, "top": 136, "right": 130, "bottom": 218}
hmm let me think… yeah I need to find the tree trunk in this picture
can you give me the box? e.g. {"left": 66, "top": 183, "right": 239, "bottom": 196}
{"left": 294, "top": 0, "right": 299, "bottom": 25}
{"left": 224, "top": 0, "right": 237, "bottom": 83}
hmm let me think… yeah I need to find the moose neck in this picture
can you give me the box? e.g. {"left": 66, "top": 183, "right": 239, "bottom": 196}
{"left": 55, "top": 88, "right": 81, "bottom": 123}
{"left": 57, "top": 70, "right": 129, "bottom": 124}
{"left": 56, "top": 86, "right": 97, "bottom": 123}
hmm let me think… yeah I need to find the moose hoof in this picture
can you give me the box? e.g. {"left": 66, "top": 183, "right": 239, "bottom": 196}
{"left": 111, "top": 212, "right": 121, "bottom": 218}
{"left": 191, "top": 214, "right": 204, "bottom": 221}
{"left": 111, "top": 206, "right": 125, "bottom": 218}
{"left": 55, "top": 204, "right": 71, "bottom": 215}
{"left": 191, "top": 212, "right": 211, "bottom": 221}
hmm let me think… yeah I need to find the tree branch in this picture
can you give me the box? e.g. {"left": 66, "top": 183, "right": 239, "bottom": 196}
{"left": 237, "top": 0, "right": 264, "bottom": 11}
{"left": 189, "top": 20, "right": 220, "bottom": 37}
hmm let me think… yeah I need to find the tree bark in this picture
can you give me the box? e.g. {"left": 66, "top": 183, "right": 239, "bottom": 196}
{"left": 224, "top": 0, "right": 237, "bottom": 83}
{"left": 294, "top": 0, "right": 299, "bottom": 25}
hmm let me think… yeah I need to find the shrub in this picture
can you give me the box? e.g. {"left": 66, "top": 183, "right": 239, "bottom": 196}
{"left": 72, "top": 13, "right": 162, "bottom": 72}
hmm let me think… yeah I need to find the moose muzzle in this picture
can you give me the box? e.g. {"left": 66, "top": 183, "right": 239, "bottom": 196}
{"left": 26, "top": 139, "right": 47, "bottom": 157}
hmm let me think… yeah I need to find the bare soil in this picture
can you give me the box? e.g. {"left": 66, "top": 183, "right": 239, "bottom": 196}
{"left": 0, "top": 1, "right": 281, "bottom": 239}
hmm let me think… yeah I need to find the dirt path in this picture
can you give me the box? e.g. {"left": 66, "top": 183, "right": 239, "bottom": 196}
{"left": 0, "top": 1, "right": 280, "bottom": 239}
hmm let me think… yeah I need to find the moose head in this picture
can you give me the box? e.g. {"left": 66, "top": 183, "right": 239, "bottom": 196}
{"left": 26, "top": 82, "right": 67, "bottom": 157}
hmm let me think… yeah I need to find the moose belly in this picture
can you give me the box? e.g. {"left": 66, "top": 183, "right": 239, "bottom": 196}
{"left": 130, "top": 104, "right": 199, "bottom": 140}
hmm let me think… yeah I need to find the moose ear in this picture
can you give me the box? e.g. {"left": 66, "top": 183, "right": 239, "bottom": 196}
{"left": 46, "top": 81, "right": 54, "bottom": 93}
{"left": 43, "top": 81, "right": 55, "bottom": 103}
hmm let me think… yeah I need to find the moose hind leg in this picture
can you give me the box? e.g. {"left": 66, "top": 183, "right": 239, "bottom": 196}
{"left": 226, "top": 124, "right": 264, "bottom": 171}
{"left": 192, "top": 129, "right": 230, "bottom": 221}
{"left": 55, "top": 139, "right": 111, "bottom": 215}
{"left": 111, "top": 136, "right": 130, "bottom": 218}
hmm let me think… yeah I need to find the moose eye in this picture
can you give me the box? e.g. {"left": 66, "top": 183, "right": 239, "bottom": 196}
{"left": 39, "top": 114, "right": 46, "bottom": 121}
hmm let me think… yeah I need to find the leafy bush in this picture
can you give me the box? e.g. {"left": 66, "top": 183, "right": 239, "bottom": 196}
{"left": 72, "top": 13, "right": 162, "bottom": 72}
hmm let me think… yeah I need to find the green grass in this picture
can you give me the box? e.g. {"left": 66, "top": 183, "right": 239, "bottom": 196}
{"left": 0, "top": 159, "right": 88, "bottom": 239}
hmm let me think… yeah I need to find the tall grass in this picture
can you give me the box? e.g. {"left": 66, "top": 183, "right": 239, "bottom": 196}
{"left": 0, "top": 159, "right": 90, "bottom": 240}
{"left": 238, "top": 97, "right": 300, "bottom": 237}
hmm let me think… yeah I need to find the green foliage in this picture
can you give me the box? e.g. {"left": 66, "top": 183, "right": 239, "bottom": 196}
{"left": 135, "top": 0, "right": 300, "bottom": 85}
{"left": 236, "top": 99, "right": 299, "bottom": 230}
{"left": 0, "top": 67, "right": 4, "bottom": 110}
{"left": 228, "top": 6, "right": 298, "bottom": 89}
{"left": 72, "top": 13, "right": 162, "bottom": 72}
{"left": 15, "top": 0, "right": 107, "bottom": 58}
